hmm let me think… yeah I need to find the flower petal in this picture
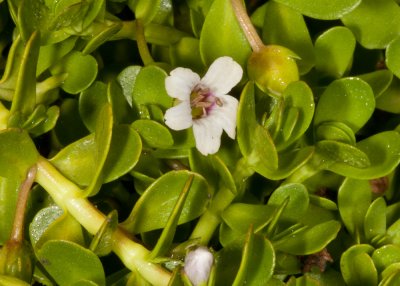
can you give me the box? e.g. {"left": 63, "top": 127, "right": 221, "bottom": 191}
{"left": 164, "top": 102, "right": 193, "bottom": 130}
{"left": 201, "top": 56, "right": 243, "bottom": 95}
{"left": 165, "top": 67, "right": 201, "bottom": 101}
{"left": 192, "top": 117, "right": 223, "bottom": 155}
{"left": 211, "top": 94, "right": 239, "bottom": 139}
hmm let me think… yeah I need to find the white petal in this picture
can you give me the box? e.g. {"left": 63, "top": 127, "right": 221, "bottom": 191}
{"left": 210, "top": 94, "right": 239, "bottom": 139}
{"left": 201, "top": 56, "right": 243, "bottom": 95}
{"left": 184, "top": 247, "right": 214, "bottom": 286}
{"left": 165, "top": 67, "right": 201, "bottom": 101}
{"left": 192, "top": 117, "right": 223, "bottom": 156}
{"left": 164, "top": 102, "right": 193, "bottom": 130}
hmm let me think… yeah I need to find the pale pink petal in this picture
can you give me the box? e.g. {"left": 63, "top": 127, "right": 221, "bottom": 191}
{"left": 201, "top": 57, "right": 243, "bottom": 95}
{"left": 192, "top": 117, "right": 223, "bottom": 155}
{"left": 164, "top": 102, "right": 192, "bottom": 130}
{"left": 165, "top": 68, "right": 201, "bottom": 101}
{"left": 210, "top": 94, "right": 238, "bottom": 139}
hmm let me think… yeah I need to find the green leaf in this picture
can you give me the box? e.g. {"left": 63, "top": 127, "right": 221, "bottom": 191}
{"left": 315, "top": 122, "right": 356, "bottom": 145}
{"left": 338, "top": 178, "right": 371, "bottom": 241}
{"left": 233, "top": 230, "right": 275, "bottom": 286}
{"left": 170, "top": 37, "right": 205, "bottom": 74}
{"left": 237, "top": 82, "right": 278, "bottom": 173}
{"left": 327, "top": 131, "right": 400, "bottom": 179}
{"left": 50, "top": 51, "right": 98, "bottom": 95}
{"left": 386, "top": 36, "right": 400, "bottom": 78}
{"left": 358, "top": 70, "right": 393, "bottom": 99}
{"left": 222, "top": 203, "right": 275, "bottom": 234}
{"left": 376, "top": 77, "right": 400, "bottom": 113}
{"left": 340, "top": 244, "right": 377, "bottom": 286}
{"left": 273, "top": 220, "right": 341, "bottom": 255}
{"left": 314, "top": 78, "right": 375, "bottom": 133}
{"left": 0, "top": 177, "right": 19, "bottom": 244}
{"left": 262, "top": 1, "right": 314, "bottom": 74}
{"left": 131, "top": 119, "right": 173, "bottom": 148}
{"left": 79, "top": 81, "right": 109, "bottom": 132}
{"left": 364, "top": 197, "right": 387, "bottom": 242}
{"left": 121, "top": 171, "right": 210, "bottom": 233}
{"left": 214, "top": 233, "right": 274, "bottom": 285}
{"left": 276, "top": 81, "right": 315, "bottom": 150}
{"left": 200, "top": 0, "right": 251, "bottom": 68}
{"left": 372, "top": 245, "right": 400, "bottom": 273}
{"left": 132, "top": 0, "right": 172, "bottom": 25}
{"left": 37, "top": 240, "right": 106, "bottom": 286}
{"left": 273, "top": 0, "right": 361, "bottom": 20}
{"left": 314, "top": 26, "right": 356, "bottom": 78}
{"left": 189, "top": 151, "right": 236, "bottom": 195}
{"left": 50, "top": 125, "right": 141, "bottom": 186}
{"left": 316, "top": 140, "right": 370, "bottom": 168}
{"left": 267, "top": 183, "right": 309, "bottom": 221}
{"left": 116, "top": 66, "right": 142, "bottom": 107}
{"left": 149, "top": 175, "right": 194, "bottom": 259}
{"left": 9, "top": 31, "right": 40, "bottom": 121}
{"left": 33, "top": 209, "right": 85, "bottom": 249}
{"left": 90, "top": 210, "right": 118, "bottom": 257}
{"left": 0, "top": 129, "right": 39, "bottom": 181}
{"left": 341, "top": 0, "right": 400, "bottom": 49}
{"left": 132, "top": 65, "right": 172, "bottom": 109}
{"left": 37, "top": 36, "right": 77, "bottom": 76}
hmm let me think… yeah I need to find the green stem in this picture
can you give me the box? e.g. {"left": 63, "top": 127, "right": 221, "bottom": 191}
{"left": 36, "top": 74, "right": 68, "bottom": 104}
{"left": 35, "top": 157, "right": 171, "bottom": 286}
{"left": 135, "top": 19, "right": 154, "bottom": 66}
{"left": 189, "top": 158, "right": 254, "bottom": 245}
{"left": 112, "top": 21, "right": 189, "bottom": 46}
{"left": 230, "top": 0, "right": 264, "bottom": 52}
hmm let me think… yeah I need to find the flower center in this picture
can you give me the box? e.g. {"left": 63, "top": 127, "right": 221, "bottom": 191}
{"left": 190, "top": 85, "right": 222, "bottom": 119}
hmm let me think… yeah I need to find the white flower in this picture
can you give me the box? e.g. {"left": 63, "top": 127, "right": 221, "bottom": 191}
{"left": 164, "top": 56, "right": 243, "bottom": 155}
{"left": 184, "top": 246, "right": 214, "bottom": 286}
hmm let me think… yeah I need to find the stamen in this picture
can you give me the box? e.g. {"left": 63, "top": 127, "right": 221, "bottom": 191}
{"left": 190, "top": 84, "right": 223, "bottom": 119}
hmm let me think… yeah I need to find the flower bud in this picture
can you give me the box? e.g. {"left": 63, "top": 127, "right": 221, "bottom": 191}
{"left": 183, "top": 246, "right": 214, "bottom": 286}
{"left": 0, "top": 240, "right": 34, "bottom": 283}
{"left": 247, "top": 45, "right": 299, "bottom": 96}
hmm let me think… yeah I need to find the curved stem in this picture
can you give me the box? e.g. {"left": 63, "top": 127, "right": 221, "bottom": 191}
{"left": 35, "top": 157, "right": 171, "bottom": 286}
{"left": 10, "top": 165, "right": 37, "bottom": 242}
{"left": 231, "top": 0, "right": 264, "bottom": 52}
{"left": 135, "top": 19, "right": 155, "bottom": 66}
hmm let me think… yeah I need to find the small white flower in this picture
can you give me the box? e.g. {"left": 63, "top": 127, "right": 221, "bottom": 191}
{"left": 184, "top": 246, "right": 214, "bottom": 286}
{"left": 164, "top": 57, "right": 243, "bottom": 155}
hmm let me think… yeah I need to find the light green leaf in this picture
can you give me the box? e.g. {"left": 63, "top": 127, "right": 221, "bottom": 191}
{"left": 315, "top": 26, "right": 356, "bottom": 78}
{"left": 37, "top": 240, "right": 106, "bottom": 286}
{"left": 314, "top": 77, "right": 375, "bottom": 133}
{"left": 273, "top": 220, "right": 341, "bottom": 255}
{"left": 50, "top": 51, "right": 98, "bottom": 95}
{"left": 273, "top": 0, "right": 361, "bottom": 20}
{"left": 340, "top": 244, "right": 377, "bottom": 286}
{"left": 121, "top": 171, "right": 210, "bottom": 233}
{"left": 200, "top": 0, "right": 251, "bottom": 68}
{"left": 338, "top": 178, "right": 371, "bottom": 241}
{"left": 263, "top": 1, "right": 314, "bottom": 74}
{"left": 341, "top": 0, "right": 400, "bottom": 49}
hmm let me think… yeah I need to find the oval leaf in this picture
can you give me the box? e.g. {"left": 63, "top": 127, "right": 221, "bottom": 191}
{"left": 121, "top": 171, "right": 210, "bottom": 233}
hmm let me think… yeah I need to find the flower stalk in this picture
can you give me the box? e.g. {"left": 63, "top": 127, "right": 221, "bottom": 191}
{"left": 230, "top": 0, "right": 264, "bottom": 52}
{"left": 35, "top": 157, "right": 171, "bottom": 286}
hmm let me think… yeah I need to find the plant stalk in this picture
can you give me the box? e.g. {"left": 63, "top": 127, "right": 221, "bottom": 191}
{"left": 35, "top": 157, "right": 171, "bottom": 286}
{"left": 230, "top": 0, "right": 264, "bottom": 52}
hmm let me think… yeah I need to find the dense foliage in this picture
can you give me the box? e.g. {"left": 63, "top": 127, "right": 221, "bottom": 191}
{"left": 1, "top": 0, "right": 400, "bottom": 285}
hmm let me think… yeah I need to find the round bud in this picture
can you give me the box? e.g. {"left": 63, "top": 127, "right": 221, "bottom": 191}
{"left": 247, "top": 45, "right": 299, "bottom": 96}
